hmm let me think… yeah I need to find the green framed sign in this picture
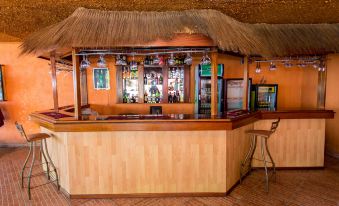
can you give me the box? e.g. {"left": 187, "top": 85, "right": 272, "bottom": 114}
{"left": 200, "top": 64, "right": 224, "bottom": 77}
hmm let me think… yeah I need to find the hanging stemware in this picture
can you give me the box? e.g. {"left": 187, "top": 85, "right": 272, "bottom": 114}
{"left": 97, "top": 54, "right": 107, "bottom": 67}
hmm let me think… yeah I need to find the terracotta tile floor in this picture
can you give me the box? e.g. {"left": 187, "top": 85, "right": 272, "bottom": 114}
{"left": 0, "top": 147, "right": 339, "bottom": 206}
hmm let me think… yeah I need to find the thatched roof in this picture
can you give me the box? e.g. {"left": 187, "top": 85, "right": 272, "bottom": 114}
{"left": 20, "top": 7, "right": 339, "bottom": 57}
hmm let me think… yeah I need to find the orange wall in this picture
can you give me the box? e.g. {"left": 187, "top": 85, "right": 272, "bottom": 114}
{"left": 0, "top": 43, "right": 329, "bottom": 145}
{"left": 0, "top": 42, "right": 73, "bottom": 145}
{"left": 223, "top": 57, "right": 318, "bottom": 109}
{"left": 325, "top": 54, "right": 339, "bottom": 156}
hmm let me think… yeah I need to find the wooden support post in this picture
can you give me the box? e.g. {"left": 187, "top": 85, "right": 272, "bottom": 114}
{"left": 50, "top": 51, "right": 59, "bottom": 112}
{"left": 80, "top": 68, "right": 88, "bottom": 106}
{"left": 72, "top": 49, "right": 81, "bottom": 119}
{"left": 242, "top": 56, "right": 249, "bottom": 110}
{"left": 211, "top": 52, "right": 218, "bottom": 116}
{"left": 317, "top": 66, "right": 327, "bottom": 109}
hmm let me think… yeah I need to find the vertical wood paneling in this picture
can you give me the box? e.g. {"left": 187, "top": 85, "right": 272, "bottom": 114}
{"left": 41, "top": 128, "right": 70, "bottom": 192}
{"left": 63, "top": 131, "right": 226, "bottom": 194}
{"left": 225, "top": 123, "right": 253, "bottom": 190}
{"left": 252, "top": 119, "right": 325, "bottom": 167}
{"left": 210, "top": 52, "right": 218, "bottom": 115}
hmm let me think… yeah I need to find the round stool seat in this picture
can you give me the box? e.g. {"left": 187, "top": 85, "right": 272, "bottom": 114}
{"left": 246, "top": 130, "right": 273, "bottom": 138}
{"left": 26, "top": 133, "right": 51, "bottom": 142}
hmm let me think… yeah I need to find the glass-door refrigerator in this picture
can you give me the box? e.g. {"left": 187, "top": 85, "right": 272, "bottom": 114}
{"left": 196, "top": 64, "right": 224, "bottom": 114}
{"left": 251, "top": 84, "right": 278, "bottom": 110}
{"left": 224, "top": 78, "right": 252, "bottom": 111}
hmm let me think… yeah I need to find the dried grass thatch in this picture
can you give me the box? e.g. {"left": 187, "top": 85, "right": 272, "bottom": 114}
{"left": 20, "top": 7, "right": 339, "bottom": 57}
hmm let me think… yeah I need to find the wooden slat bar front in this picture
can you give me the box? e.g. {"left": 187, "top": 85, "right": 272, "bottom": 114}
{"left": 30, "top": 108, "right": 334, "bottom": 198}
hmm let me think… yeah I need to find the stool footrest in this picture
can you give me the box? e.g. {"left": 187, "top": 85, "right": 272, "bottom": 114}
{"left": 23, "top": 179, "right": 58, "bottom": 189}
{"left": 252, "top": 158, "right": 274, "bottom": 164}
{"left": 24, "top": 161, "right": 50, "bottom": 168}
{"left": 22, "top": 169, "right": 56, "bottom": 178}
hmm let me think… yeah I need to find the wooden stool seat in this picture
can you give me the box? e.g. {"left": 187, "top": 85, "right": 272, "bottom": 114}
{"left": 240, "top": 119, "right": 280, "bottom": 193}
{"left": 245, "top": 130, "right": 273, "bottom": 138}
{"left": 15, "top": 122, "right": 59, "bottom": 200}
{"left": 26, "top": 133, "right": 50, "bottom": 142}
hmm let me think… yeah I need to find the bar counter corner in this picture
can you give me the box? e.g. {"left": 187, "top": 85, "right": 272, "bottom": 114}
{"left": 29, "top": 106, "right": 334, "bottom": 198}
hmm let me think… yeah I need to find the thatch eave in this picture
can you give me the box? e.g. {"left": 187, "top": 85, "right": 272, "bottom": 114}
{"left": 20, "top": 7, "right": 339, "bottom": 57}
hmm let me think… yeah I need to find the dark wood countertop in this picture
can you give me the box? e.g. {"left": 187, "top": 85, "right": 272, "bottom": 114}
{"left": 260, "top": 109, "right": 335, "bottom": 119}
{"left": 29, "top": 106, "right": 334, "bottom": 132}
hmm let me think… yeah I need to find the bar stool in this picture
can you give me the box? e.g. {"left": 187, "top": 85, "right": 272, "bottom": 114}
{"left": 15, "top": 122, "right": 59, "bottom": 200}
{"left": 240, "top": 119, "right": 280, "bottom": 192}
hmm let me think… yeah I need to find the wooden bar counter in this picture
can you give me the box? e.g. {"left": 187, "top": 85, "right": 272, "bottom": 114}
{"left": 29, "top": 107, "right": 334, "bottom": 198}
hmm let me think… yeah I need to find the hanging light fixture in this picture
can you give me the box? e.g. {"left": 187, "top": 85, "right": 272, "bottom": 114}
{"left": 269, "top": 61, "right": 277, "bottom": 71}
{"left": 97, "top": 54, "right": 107, "bottom": 67}
{"left": 255, "top": 62, "right": 261, "bottom": 74}
{"left": 200, "top": 52, "right": 211, "bottom": 65}
{"left": 184, "top": 53, "right": 193, "bottom": 65}
{"left": 168, "top": 53, "right": 175, "bottom": 66}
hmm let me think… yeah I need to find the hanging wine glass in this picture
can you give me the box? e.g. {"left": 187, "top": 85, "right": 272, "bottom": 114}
{"left": 269, "top": 61, "right": 277, "bottom": 71}
{"left": 184, "top": 53, "right": 192, "bottom": 65}
{"left": 80, "top": 55, "right": 90, "bottom": 70}
{"left": 283, "top": 61, "right": 293, "bottom": 68}
{"left": 97, "top": 54, "right": 107, "bottom": 67}
{"left": 153, "top": 54, "right": 160, "bottom": 65}
{"left": 255, "top": 62, "right": 261, "bottom": 73}
{"left": 168, "top": 53, "right": 175, "bottom": 66}
{"left": 200, "top": 52, "right": 211, "bottom": 65}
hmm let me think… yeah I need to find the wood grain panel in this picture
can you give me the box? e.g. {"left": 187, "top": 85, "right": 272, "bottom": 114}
{"left": 252, "top": 119, "right": 325, "bottom": 167}
{"left": 225, "top": 123, "right": 253, "bottom": 190}
{"left": 325, "top": 54, "right": 339, "bottom": 157}
{"left": 41, "top": 127, "right": 70, "bottom": 192}
{"left": 63, "top": 130, "right": 226, "bottom": 194}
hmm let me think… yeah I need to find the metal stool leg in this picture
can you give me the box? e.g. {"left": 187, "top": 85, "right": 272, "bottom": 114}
{"left": 265, "top": 138, "right": 276, "bottom": 182}
{"left": 27, "top": 142, "right": 36, "bottom": 200}
{"left": 240, "top": 135, "right": 257, "bottom": 183}
{"left": 21, "top": 142, "right": 32, "bottom": 188}
{"left": 40, "top": 141, "right": 50, "bottom": 180}
{"left": 261, "top": 137, "right": 269, "bottom": 193}
{"left": 43, "top": 139, "right": 60, "bottom": 190}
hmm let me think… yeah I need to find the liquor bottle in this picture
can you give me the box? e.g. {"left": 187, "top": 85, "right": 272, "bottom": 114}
{"left": 150, "top": 56, "right": 153, "bottom": 65}
{"left": 155, "top": 91, "right": 160, "bottom": 103}
{"left": 176, "top": 91, "right": 181, "bottom": 103}
{"left": 126, "top": 67, "right": 130, "bottom": 79}
{"left": 131, "top": 96, "right": 136, "bottom": 103}
{"left": 144, "top": 92, "right": 148, "bottom": 103}
{"left": 151, "top": 90, "right": 156, "bottom": 103}
{"left": 159, "top": 75, "right": 163, "bottom": 84}
{"left": 172, "top": 93, "right": 177, "bottom": 103}
{"left": 144, "top": 74, "right": 147, "bottom": 85}
{"left": 168, "top": 92, "right": 173, "bottom": 103}
{"left": 144, "top": 56, "right": 148, "bottom": 65}
{"left": 122, "top": 67, "right": 126, "bottom": 79}
{"left": 155, "top": 75, "right": 159, "bottom": 85}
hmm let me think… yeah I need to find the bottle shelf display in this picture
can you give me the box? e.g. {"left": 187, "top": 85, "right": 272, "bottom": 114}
{"left": 143, "top": 67, "right": 163, "bottom": 103}
{"left": 168, "top": 67, "right": 184, "bottom": 103}
{"left": 117, "top": 55, "right": 190, "bottom": 104}
{"left": 122, "top": 64, "right": 139, "bottom": 103}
